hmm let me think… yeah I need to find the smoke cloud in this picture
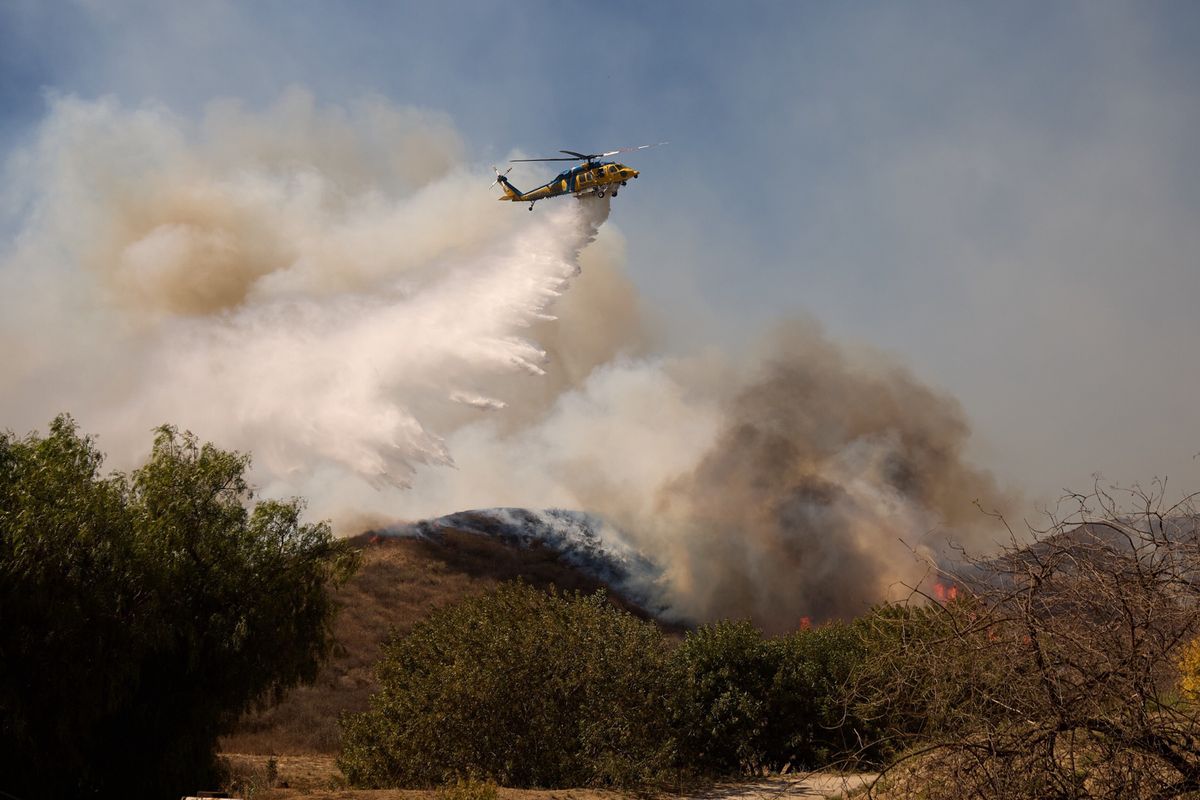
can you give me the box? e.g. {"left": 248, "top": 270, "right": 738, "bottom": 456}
{"left": 651, "top": 323, "right": 1009, "bottom": 629}
{"left": 1, "top": 90, "right": 1012, "bottom": 631}
{"left": 0, "top": 89, "right": 619, "bottom": 482}
{"left": 392, "top": 325, "right": 1011, "bottom": 632}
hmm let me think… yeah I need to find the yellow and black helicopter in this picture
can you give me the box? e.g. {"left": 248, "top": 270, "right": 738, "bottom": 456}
{"left": 492, "top": 143, "right": 666, "bottom": 210}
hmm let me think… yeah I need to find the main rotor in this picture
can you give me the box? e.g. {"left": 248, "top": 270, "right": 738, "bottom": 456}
{"left": 510, "top": 142, "right": 668, "bottom": 166}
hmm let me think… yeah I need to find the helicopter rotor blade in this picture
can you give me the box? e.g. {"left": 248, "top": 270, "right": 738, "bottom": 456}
{"left": 509, "top": 142, "right": 668, "bottom": 164}
{"left": 599, "top": 141, "right": 669, "bottom": 157}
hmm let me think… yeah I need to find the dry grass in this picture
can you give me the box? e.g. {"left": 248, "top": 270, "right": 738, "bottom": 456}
{"left": 223, "top": 753, "right": 871, "bottom": 799}
{"left": 222, "top": 752, "right": 347, "bottom": 791}
{"left": 223, "top": 753, "right": 627, "bottom": 800}
{"left": 220, "top": 753, "right": 875, "bottom": 799}
{"left": 263, "top": 789, "right": 623, "bottom": 800}
{"left": 222, "top": 528, "right": 667, "bottom": 755}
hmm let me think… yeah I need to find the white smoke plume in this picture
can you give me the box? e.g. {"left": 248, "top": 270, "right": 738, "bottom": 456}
{"left": 1, "top": 90, "right": 1013, "bottom": 631}
{"left": 0, "top": 89, "right": 615, "bottom": 483}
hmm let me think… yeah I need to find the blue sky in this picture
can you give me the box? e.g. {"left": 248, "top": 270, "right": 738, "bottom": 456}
{"left": 3, "top": 1, "right": 1200, "bottom": 497}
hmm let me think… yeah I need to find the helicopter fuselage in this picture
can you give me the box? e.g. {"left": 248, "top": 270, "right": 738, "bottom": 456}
{"left": 496, "top": 160, "right": 639, "bottom": 206}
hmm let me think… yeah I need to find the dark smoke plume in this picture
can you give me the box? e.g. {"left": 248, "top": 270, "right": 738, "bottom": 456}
{"left": 650, "top": 323, "right": 1010, "bottom": 631}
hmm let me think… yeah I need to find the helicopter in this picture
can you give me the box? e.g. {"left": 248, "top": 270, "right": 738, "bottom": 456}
{"left": 491, "top": 142, "right": 667, "bottom": 210}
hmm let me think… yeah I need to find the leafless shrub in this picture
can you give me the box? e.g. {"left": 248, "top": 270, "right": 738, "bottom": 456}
{"left": 858, "top": 481, "right": 1200, "bottom": 799}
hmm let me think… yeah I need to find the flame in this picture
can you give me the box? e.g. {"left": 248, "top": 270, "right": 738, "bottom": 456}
{"left": 799, "top": 616, "right": 813, "bottom": 630}
{"left": 932, "top": 582, "right": 958, "bottom": 603}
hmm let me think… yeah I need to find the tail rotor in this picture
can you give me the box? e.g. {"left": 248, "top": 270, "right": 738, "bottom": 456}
{"left": 489, "top": 165, "right": 513, "bottom": 189}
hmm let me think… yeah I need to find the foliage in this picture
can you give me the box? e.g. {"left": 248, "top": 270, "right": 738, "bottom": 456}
{"left": 338, "top": 582, "right": 675, "bottom": 789}
{"left": 668, "top": 618, "right": 887, "bottom": 775}
{"left": 766, "top": 620, "right": 884, "bottom": 768}
{"left": 668, "top": 620, "right": 777, "bottom": 773}
{"left": 850, "top": 599, "right": 986, "bottom": 746}
{"left": 340, "top": 583, "right": 894, "bottom": 787}
{"left": 0, "top": 415, "right": 358, "bottom": 800}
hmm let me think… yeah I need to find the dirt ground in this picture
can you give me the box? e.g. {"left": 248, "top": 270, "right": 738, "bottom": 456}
{"left": 222, "top": 754, "right": 876, "bottom": 800}
{"left": 688, "top": 775, "right": 877, "bottom": 799}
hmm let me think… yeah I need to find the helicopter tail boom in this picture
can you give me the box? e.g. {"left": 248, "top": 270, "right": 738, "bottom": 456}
{"left": 494, "top": 174, "right": 522, "bottom": 201}
{"left": 490, "top": 165, "right": 523, "bottom": 201}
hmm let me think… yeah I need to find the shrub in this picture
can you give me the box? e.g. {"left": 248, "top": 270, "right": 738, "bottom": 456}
{"left": 766, "top": 621, "right": 881, "bottom": 769}
{"left": 339, "top": 582, "right": 674, "bottom": 788}
{"left": 668, "top": 620, "right": 777, "bottom": 774}
{"left": 0, "top": 416, "right": 358, "bottom": 799}
{"left": 669, "top": 618, "right": 883, "bottom": 775}
{"left": 849, "top": 600, "right": 984, "bottom": 746}
{"left": 852, "top": 485, "right": 1200, "bottom": 797}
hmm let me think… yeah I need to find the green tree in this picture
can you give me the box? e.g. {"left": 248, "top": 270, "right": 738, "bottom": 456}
{"left": 339, "top": 582, "right": 675, "bottom": 789}
{"left": 0, "top": 416, "right": 358, "bottom": 799}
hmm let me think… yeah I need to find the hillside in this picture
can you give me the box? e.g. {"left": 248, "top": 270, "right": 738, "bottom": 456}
{"left": 222, "top": 524, "right": 668, "bottom": 755}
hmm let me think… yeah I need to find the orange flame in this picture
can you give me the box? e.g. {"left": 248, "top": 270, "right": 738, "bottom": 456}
{"left": 932, "top": 582, "right": 958, "bottom": 603}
